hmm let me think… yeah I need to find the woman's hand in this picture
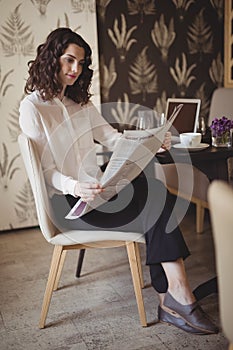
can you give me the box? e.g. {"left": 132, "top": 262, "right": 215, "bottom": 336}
{"left": 161, "top": 131, "right": 171, "bottom": 150}
{"left": 74, "top": 182, "right": 104, "bottom": 202}
{"left": 157, "top": 132, "right": 172, "bottom": 153}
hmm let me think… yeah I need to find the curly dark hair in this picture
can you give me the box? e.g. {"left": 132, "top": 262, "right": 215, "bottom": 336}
{"left": 25, "top": 27, "right": 93, "bottom": 104}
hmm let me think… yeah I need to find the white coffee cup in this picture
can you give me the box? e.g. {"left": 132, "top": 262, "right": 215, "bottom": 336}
{"left": 180, "top": 132, "right": 202, "bottom": 147}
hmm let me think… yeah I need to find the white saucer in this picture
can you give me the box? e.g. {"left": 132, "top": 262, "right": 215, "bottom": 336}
{"left": 173, "top": 143, "right": 210, "bottom": 151}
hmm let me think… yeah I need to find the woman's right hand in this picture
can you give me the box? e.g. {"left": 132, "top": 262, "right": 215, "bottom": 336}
{"left": 74, "top": 182, "right": 104, "bottom": 202}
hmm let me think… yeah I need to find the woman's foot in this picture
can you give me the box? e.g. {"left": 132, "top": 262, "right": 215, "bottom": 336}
{"left": 163, "top": 292, "right": 219, "bottom": 334}
{"left": 158, "top": 305, "right": 210, "bottom": 335}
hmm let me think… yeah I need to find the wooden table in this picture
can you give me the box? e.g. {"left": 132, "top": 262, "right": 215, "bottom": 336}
{"left": 155, "top": 145, "right": 233, "bottom": 181}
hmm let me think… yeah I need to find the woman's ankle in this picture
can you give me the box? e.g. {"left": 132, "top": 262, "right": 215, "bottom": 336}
{"left": 167, "top": 285, "right": 196, "bottom": 305}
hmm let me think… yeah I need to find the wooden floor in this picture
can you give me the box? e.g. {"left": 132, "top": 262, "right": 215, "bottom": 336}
{"left": 0, "top": 204, "right": 229, "bottom": 350}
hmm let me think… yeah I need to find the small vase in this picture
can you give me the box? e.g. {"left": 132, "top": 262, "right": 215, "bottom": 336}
{"left": 211, "top": 130, "right": 231, "bottom": 147}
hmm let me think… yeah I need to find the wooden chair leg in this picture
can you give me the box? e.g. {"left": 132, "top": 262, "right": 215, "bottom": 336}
{"left": 53, "top": 250, "right": 67, "bottom": 291}
{"left": 229, "top": 343, "right": 233, "bottom": 350}
{"left": 39, "top": 245, "right": 64, "bottom": 329}
{"left": 196, "top": 201, "right": 205, "bottom": 233}
{"left": 75, "top": 249, "right": 86, "bottom": 278}
{"left": 126, "top": 242, "right": 147, "bottom": 327}
{"left": 135, "top": 242, "right": 144, "bottom": 288}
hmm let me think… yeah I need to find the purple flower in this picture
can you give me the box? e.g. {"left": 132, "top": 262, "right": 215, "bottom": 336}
{"left": 210, "top": 116, "right": 233, "bottom": 137}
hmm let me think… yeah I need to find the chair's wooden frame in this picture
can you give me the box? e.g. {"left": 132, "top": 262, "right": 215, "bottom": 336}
{"left": 224, "top": 0, "right": 233, "bottom": 88}
{"left": 39, "top": 240, "right": 146, "bottom": 329}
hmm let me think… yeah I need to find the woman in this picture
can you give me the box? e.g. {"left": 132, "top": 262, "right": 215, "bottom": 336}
{"left": 19, "top": 27, "right": 218, "bottom": 335}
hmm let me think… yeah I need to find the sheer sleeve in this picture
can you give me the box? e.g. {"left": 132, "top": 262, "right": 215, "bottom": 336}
{"left": 19, "top": 98, "right": 78, "bottom": 197}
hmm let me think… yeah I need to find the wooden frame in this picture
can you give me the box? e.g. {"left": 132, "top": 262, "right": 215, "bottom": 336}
{"left": 39, "top": 242, "right": 147, "bottom": 329}
{"left": 224, "top": 0, "right": 233, "bottom": 87}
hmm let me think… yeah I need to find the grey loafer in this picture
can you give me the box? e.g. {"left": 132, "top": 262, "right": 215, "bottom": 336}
{"left": 163, "top": 292, "right": 219, "bottom": 334}
{"left": 158, "top": 305, "right": 211, "bottom": 335}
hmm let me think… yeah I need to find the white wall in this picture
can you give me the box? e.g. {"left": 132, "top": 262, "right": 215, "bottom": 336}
{"left": 0, "top": 0, "right": 100, "bottom": 230}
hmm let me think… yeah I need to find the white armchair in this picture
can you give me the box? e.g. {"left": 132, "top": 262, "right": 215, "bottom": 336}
{"left": 208, "top": 180, "right": 233, "bottom": 350}
{"left": 155, "top": 88, "right": 233, "bottom": 233}
{"left": 18, "top": 133, "right": 147, "bottom": 329}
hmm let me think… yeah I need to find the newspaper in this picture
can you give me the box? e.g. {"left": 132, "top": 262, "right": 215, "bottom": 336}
{"left": 66, "top": 104, "right": 183, "bottom": 219}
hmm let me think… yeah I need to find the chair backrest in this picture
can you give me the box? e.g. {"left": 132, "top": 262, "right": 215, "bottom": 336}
{"left": 18, "top": 133, "right": 58, "bottom": 241}
{"left": 208, "top": 87, "right": 233, "bottom": 125}
{"left": 208, "top": 180, "right": 233, "bottom": 345}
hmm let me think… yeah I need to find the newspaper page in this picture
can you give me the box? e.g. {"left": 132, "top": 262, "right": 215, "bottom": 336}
{"left": 66, "top": 104, "right": 183, "bottom": 219}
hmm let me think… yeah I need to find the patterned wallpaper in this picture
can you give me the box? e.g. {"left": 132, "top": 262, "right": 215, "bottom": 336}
{"left": 96, "top": 0, "right": 224, "bottom": 128}
{"left": 0, "top": 0, "right": 225, "bottom": 231}
{"left": 0, "top": 0, "right": 100, "bottom": 230}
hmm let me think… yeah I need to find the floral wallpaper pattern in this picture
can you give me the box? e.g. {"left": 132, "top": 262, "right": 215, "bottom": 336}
{"left": 0, "top": 0, "right": 100, "bottom": 230}
{"left": 95, "top": 0, "right": 224, "bottom": 127}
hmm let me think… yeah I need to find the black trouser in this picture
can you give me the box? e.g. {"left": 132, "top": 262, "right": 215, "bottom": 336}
{"left": 51, "top": 175, "right": 190, "bottom": 293}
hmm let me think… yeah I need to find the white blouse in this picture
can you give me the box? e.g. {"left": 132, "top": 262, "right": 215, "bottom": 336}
{"left": 19, "top": 91, "right": 122, "bottom": 197}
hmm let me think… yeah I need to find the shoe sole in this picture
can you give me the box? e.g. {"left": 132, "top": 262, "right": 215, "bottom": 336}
{"left": 159, "top": 319, "right": 208, "bottom": 335}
